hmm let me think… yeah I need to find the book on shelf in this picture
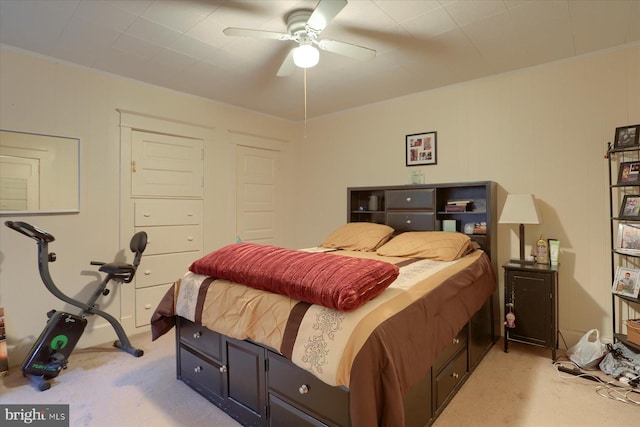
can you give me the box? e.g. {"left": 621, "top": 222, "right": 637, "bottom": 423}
{"left": 444, "top": 205, "right": 467, "bottom": 212}
{"left": 445, "top": 200, "right": 474, "bottom": 212}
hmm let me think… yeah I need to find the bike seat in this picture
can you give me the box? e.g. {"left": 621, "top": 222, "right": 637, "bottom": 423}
{"left": 98, "top": 263, "right": 136, "bottom": 283}
{"left": 92, "top": 231, "right": 147, "bottom": 284}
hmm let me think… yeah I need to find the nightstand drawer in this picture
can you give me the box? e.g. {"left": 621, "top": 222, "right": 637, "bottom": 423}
{"left": 179, "top": 318, "right": 223, "bottom": 361}
{"left": 386, "top": 189, "right": 435, "bottom": 209}
{"left": 387, "top": 212, "right": 435, "bottom": 231}
{"left": 267, "top": 352, "right": 349, "bottom": 426}
{"left": 435, "top": 349, "right": 468, "bottom": 409}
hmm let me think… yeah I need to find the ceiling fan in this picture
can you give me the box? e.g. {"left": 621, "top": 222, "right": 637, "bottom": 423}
{"left": 223, "top": 0, "right": 376, "bottom": 77}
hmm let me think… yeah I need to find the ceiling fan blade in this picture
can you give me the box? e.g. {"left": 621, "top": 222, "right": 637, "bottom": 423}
{"left": 276, "top": 49, "right": 296, "bottom": 77}
{"left": 318, "top": 39, "right": 376, "bottom": 61}
{"left": 223, "top": 27, "right": 292, "bottom": 41}
{"left": 307, "top": 0, "right": 347, "bottom": 32}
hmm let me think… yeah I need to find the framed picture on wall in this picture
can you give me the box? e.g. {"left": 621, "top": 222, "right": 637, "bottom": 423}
{"left": 617, "top": 161, "right": 640, "bottom": 185}
{"left": 614, "top": 124, "right": 640, "bottom": 148}
{"left": 406, "top": 131, "right": 437, "bottom": 166}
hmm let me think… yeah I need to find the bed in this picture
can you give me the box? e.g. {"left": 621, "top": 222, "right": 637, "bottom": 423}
{"left": 151, "top": 181, "right": 499, "bottom": 427}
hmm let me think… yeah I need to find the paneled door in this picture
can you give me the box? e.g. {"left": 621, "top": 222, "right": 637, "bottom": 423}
{"left": 131, "top": 131, "right": 203, "bottom": 197}
{"left": 236, "top": 145, "right": 280, "bottom": 245}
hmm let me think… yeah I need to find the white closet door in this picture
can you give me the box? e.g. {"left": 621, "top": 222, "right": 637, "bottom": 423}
{"left": 236, "top": 145, "right": 280, "bottom": 245}
{"left": 131, "top": 131, "right": 203, "bottom": 197}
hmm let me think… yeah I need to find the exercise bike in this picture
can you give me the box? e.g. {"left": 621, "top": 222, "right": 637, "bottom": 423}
{"left": 5, "top": 220, "right": 147, "bottom": 391}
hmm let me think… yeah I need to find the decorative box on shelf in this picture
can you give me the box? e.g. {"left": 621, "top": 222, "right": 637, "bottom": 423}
{"left": 627, "top": 319, "right": 640, "bottom": 346}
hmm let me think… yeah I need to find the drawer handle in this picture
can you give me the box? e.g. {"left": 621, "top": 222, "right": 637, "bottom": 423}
{"left": 194, "top": 366, "right": 203, "bottom": 373}
{"left": 298, "top": 384, "right": 309, "bottom": 395}
{"left": 143, "top": 212, "right": 151, "bottom": 217}
{"left": 219, "top": 365, "right": 227, "bottom": 373}
{"left": 144, "top": 270, "right": 151, "bottom": 275}
{"left": 187, "top": 236, "right": 194, "bottom": 241}
{"left": 453, "top": 337, "right": 460, "bottom": 344}
{"left": 144, "top": 304, "right": 151, "bottom": 310}
{"left": 193, "top": 331, "right": 202, "bottom": 339}
{"left": 405, "top": 219, "right": 412, "bottom": 224}
{"left": 406, "top": 197, "right": 412, "bottom": 202}
{"left": 451, "top": 372, "right": 459, "bottom": 379}
{"left": 187, "top": 212, "right": 194, "bottom": 217}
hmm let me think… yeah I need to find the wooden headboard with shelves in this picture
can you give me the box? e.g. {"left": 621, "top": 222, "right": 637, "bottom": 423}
{"left": 347, "top": 181, "right": 497, "bottom": 271}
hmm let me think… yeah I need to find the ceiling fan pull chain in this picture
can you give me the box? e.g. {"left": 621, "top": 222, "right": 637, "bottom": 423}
{"left": 304, "top": 68, "right": 308, "bottom": 138}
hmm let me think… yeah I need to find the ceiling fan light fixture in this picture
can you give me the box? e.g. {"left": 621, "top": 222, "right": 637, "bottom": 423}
{"left": 293, "top": 44, "right": 319, "bottom": 68}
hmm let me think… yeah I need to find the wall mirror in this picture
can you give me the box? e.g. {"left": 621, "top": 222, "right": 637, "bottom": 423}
{"left": 0, "top": 129, "right": 80, "bottom": 214}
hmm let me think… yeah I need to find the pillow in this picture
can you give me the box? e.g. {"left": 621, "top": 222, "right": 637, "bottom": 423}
{"left": 376, "top": 231, "right": 472, "bottom": 261}
{"left": 319, "top": 222, "right": 394, "bottom": 251}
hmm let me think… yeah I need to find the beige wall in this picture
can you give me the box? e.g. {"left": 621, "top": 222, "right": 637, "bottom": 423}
{"left": 0, "top": 46, "right": 298, "bottom": 364}
{"left": 294, "top": 43, "right": 640, "bottom": 346}
{"left": 1, "top": 43, "right": 639, "bottom": 368}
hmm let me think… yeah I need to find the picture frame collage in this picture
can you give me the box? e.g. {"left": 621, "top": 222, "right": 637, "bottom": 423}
{"left": 613, "top": 125, "right": 640, "bottom": 301}
{"left": 406, "top": 131, "right": 437, "bottom": 166}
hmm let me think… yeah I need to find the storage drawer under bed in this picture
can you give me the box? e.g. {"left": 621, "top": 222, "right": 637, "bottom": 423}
{"left": 179, "top": 317, "right": 223, "bottom": 361}
{"left": 434, "top": 348, "right": 468, "bottom": 410}
{"left": 179, "top": 346, "right": 225, "bottom": 404}
{"left": 267, "top": 351, "right": 350, "bottom": 427}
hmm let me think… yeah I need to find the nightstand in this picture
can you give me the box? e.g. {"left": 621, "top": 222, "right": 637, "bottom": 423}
{"left": 503, "top": 262, "right": 559, "bottom": 360}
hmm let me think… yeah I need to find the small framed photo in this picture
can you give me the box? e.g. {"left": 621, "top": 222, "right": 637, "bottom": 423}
{"left": 406, "top": 131, "right": 437, "bottom": 166}
{"left": 614, "top": 124, "right": 640, "bottom": 148}
{"left": 616, "top": 223, "right": 640, "bottom": 254}
{"left": 612, "top": 266, "right": 640, "bottom": 298}
{"left": 617, "top": 161, "right": 640, "bottom": 185}
{"left": 619, "top": 195, "right": 640, "bottom": 219}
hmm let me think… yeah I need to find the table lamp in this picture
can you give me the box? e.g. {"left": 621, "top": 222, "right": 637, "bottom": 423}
{"left": 499, "top": 194, "right": 541, "bottom": 263}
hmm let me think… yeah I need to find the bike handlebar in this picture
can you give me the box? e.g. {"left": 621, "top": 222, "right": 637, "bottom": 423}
{"left": 5, "top": 221, "right": 55, "bottom": 243}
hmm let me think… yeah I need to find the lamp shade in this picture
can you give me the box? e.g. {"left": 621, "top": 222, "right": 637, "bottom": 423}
{"left": 293, "top": 44, "right": 319, "bottom": 68}
{"left": 499, "top": 194, "right": 541, "bottom": 224}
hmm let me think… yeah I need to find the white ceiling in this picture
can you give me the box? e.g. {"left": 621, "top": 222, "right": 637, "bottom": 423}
{"left": 1, "top": 0, "right": 639, "bottom": 122}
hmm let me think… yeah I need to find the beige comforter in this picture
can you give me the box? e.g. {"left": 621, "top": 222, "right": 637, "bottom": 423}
{"left": 151, "top": 248, "right": 496, "bottom": 426}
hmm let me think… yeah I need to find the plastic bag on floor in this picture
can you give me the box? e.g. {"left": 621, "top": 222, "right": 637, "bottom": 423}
{"left": 566, "top": 329, "right": 605, "bottom": 369}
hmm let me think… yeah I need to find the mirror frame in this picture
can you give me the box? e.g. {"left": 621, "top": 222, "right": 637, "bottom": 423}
{"left": 0, "top": 129, "right": 81, "bottom": 215}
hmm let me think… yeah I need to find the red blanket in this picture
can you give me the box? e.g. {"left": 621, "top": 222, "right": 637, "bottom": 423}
{"left": 189, "top": 243, "right": 399, "bottom": 312}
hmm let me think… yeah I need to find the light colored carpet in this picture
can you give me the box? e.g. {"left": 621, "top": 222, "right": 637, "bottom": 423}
{"left": 1, "top": 331, "right": 638, "bottom": 426}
